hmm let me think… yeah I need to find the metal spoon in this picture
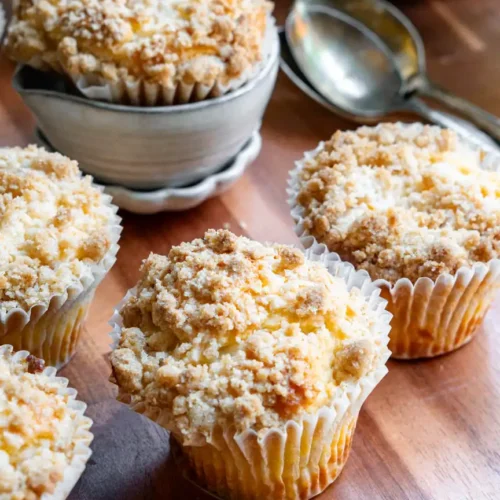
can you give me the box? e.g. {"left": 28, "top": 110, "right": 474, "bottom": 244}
{"left": 279, "top": 28, "right": 498, "bottom": 149}
{"left": 286, "top": 0, "right": 500, "bottom": 143}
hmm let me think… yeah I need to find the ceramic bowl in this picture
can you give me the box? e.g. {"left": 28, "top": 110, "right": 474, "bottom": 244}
{"left": 13, "top": 29, "right": 279, "bottom": 190}
{"left": 36, "top": 128, "right": 262, "bottom": 214}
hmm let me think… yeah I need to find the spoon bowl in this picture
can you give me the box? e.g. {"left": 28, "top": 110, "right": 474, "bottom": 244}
{"left": 287, "top": 2, "right": 406, "bottom": 118}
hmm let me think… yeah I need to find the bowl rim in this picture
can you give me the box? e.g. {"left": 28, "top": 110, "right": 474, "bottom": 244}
{"left": 12, "top": 29, "right": 280, "bottom": 115}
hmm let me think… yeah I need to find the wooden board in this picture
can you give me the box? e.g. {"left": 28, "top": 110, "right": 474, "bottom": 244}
{"left": 1, "top": 0, "right": 500, "bottom": 498}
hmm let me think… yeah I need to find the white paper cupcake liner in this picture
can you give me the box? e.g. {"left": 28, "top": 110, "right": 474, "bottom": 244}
{"left": 109, "top": 243, "right": 392, "bottom": 499}
{"left": 287, "top": 123, "right": 500, "bottom": 359}
{"left": 74, "top": 16, "right": 277, "bottom": 106}
{"left": 0, "top": 345, "right": 93, "bottom": 500}
{"left": 179, "top": 409, "right": 360, "bottom": 500}
{"left": 0, "top": 285, "right": 98, "bottom": 369}
{"left": 0, "top": 187, "right": 122, "bottom": 368}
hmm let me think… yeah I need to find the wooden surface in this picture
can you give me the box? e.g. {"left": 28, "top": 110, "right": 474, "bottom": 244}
{"left": 1, "top": 1, "right": 500, "bottom": 499}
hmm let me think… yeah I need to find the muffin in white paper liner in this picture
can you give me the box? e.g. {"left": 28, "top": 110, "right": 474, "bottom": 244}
{"left": 0, "top": 344, "right": 93, "bottom": 500}
{"left": 0, "top": 189, "right": 122, "bottom": 369}
{"left": 108, "top": 242, "right": 391, "bottom": 499}
{"left": 74, "top": 17, "right": 277, "bottom": 106}
{"left": 288, "top": 125, "right": 500, "bottom": 359}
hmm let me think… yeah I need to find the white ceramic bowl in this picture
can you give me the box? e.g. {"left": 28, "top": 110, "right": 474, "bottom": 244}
{"left": 36, "top": 128, "right": 262, "bottom": 214}
{"left": 13, "top": 29, "right": 279, "bottom": 190}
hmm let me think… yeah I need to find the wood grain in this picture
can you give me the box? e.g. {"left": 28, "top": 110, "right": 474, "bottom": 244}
{"left": 1, "top": 0, "right": 500, "bottom": 498}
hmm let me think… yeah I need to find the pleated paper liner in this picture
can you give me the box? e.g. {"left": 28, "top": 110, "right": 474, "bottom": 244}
{"left": 0, "top": 345, "right": 93, "bottom": 500}
{"left": 1, "top": 286, "right": 95, "bottom": 369}
{"left": 73, "top": 17, "right": 277, "bottom": 106}
{"left": 377, "top": 261, "right": 500, "bottom": 358}
{"left": 172, "top": 411, "right": 358, "bottom": 500}
{"left": 109, "top": 243, "right": 392, "bottom": 499}
{"left": 171, "top": 417, "right": 356, "bottom": 500}
{"left": 0, "top": 189, "right": 122, "bottom": 369}
{"left": 288, "top": 123, "right": 500, "bottom": 359}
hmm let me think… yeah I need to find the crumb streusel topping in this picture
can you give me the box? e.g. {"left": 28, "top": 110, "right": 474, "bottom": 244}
{"left": 0, "top": 145, "right": 114, "bottom": 313}
{"left": 296, "top": 123, "right": 500, "bottom": 283}
{"left": 5, "top": 0, "right": 272, "bottom": 87}
{"left": 110, "top": 230, "right": 383, "bottom": 445}
{"left": 0, "top": 349, "right": 81, "bottom": 499}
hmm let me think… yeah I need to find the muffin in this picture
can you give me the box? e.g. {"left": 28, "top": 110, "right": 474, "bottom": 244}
{"left": 0, "top": 344, "right": 93, "bottom": 500}
{"left": 5, "top": 0, "right": 275, "bottom": 106}
{"left": 289, "top": 122, "right": 500, "bottom": 359}
{"left": 0, "top": 145, "right": 121, "bottom": 368}
{"left": 109, "top": 229, "right": 391, "bottom": 499}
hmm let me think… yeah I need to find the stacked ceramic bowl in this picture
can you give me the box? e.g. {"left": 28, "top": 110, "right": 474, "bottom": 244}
{"left": 5, "top": 1, "right": 279, "bottom": 213}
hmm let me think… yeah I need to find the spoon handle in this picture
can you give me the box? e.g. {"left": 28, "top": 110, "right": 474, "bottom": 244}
{"left": 404, "top": 97, "right": 499, "bottom": 149}
{"left": 416, "top": 79, "right": 500, "bottom": 143}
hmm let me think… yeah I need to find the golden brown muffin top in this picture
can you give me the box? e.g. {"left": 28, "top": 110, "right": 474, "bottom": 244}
{"left": 110, "top": 230, "right": 385, "bottom": 445}
{"left": 0, "top": 146, "right": 115, "bottom": 313}
{"left": 296, "top": 123, "right": 500, "bottom": 283}
{"left": 0, "top": 347, "right": 87, "bottom": 499}
{"left": 5, "top": 0, "right": 272, "bottom": 87}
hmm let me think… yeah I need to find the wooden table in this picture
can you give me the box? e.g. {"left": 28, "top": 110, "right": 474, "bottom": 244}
{"left": 1, "top": 1, "right": 500, "bottom": 498}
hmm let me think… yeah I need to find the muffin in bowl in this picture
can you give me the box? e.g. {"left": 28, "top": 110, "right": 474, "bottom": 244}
{"left": 0, "top": 145, "right": 121, "bottom": 368}
{"left": 289, "top": 123, "right": 500, "bottom": 359}
{"left": 5, "top": 0, "right": 275, "bottom": 106}
{"left": 0, "top": 344, "right": 93, "bottom": 500}
{"left": 109, "top": 229, "right": 391, "bottom": 499}
{"left": 10, "top": 11, "right": 279, "bottom": 190}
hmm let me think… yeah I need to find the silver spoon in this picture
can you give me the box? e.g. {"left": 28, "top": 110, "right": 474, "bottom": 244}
{"left": 279, "top": 29, "right": 498, "bottom": 149}
{"left": 286, "top": 0, "right": 500, "bottom": 144}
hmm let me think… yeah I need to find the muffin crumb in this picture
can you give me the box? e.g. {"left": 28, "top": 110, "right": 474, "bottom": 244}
{"left": 26, "top": 354, "right": 45, "bottom": 374}
{"left": 278, "top": 247, "right": 304, "bottom": 269}
{"left": 334, "top": 339, "right": 374, "bottom": 384}
{"left": 204, "top": 228, "right": 238, "bottom": 253}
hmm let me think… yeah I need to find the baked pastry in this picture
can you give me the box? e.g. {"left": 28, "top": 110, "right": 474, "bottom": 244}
{"left": 0, "top": 344, "right": 93, "bottom": 500}
{"left": 290, "top": 122, "right": 500, "bottom": 358}
{"left": 5, "top": 0, "right": 275, "bottom": 106}
{"left": 0, "top": 145, "right": 121, "bottom": 368}
{"left": 109, "top": 229, "right": 391, "bottom": 499}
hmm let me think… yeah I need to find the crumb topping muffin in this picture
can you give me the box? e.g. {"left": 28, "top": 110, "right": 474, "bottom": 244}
{"left": 5, "top": 0, "right": 273, "bottom": 88}
{"left": 0, "top": 349, "right": 86, "bottom": 499}
{"left": 0, "top": 145, "right": 115, "bottom": 313}
{"left": 296, "top": 123, "right": 500, "bottom": 283}
{"left": 110, "top": 229, "right": 384, "bottom": 445}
